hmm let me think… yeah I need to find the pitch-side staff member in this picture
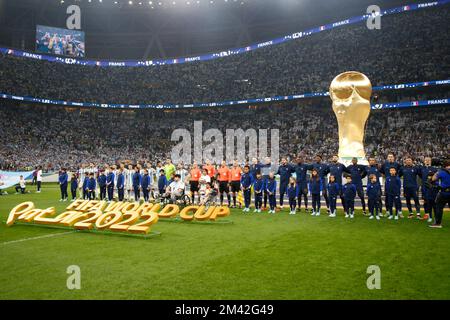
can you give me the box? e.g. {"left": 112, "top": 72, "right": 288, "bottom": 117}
{"left": 431, "top": 159, "right": 450, "bottom": 228}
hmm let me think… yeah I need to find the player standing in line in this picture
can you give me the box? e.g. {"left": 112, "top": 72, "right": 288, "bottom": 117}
{"left": 385, "top": 167, "right": 402, "bottom": 220}
{"left": 293, "top": 156, "right": 310, "bottom": 213}
{"left": 58, "top": 168, "right": 68, "bottom": 201}
{"left": 125, "top": 164, "right": 134, "bottom": 201}
{"left": 327, "top": 175, "right": 340, "bottom": 217}
{"left": 287, "top": 177, "right": 299, "bottom": 215}
{"left": 253, "top": 172, "right": 264, "bottom": 213}
{"left": 141, "top": 169, "right": 151, "bottom": 203}
{"left": 308, "top": 168, "right": 322, "bottom": 216}
{"left": 266, "top": 172, "right": 277, "bottom": 214}
{"left": 277, "top": 157, "right": 293, "bottom": 209}
{"left": 188, "top": 162, "right": 201, "bottom": 204}
{"left": 366, "top": 157, "right": 383, "bottom": 216}
{"left": 176, "top": 163, "right": 188, "bottom": 183}
{"left": 240, "top": 165, "right": 253, "bottom": 213}
{"left": 70, "top": 173, "right": 78, "bottom": 201}
{"left": 97, "top": 170, "right": 107, "bottom": 200}
{"left": 328, "top": 155, "right": 346, "bottom": 214}
{"left": 381, "top": 153, "right": 401, "bottom": 214}
{"left": 88, "top": 173, "right": 96, "bottom": 200}
{"left": 106, "top": 169, "right": 115, "bottom": 202}
{"left": 342, "top": 175, "right": 357, "bottom": 219}
{"left": 345, "top": 158, "right": 367, "bottom": 215}
{"left": 260, "top": 157, "right": 273, "bottom": 210}
{"left": 399, "top": 157, "right": 422, "bottom": 219}
{"left": 117, "top": 168, "right": 125, "bottom": 202}
{"left": 218, "top": 161, "right": 231, "bottom": 206}
{"left": 309, "top": 155, "right": 330, "bottom": 213}
{"left": 132, "top": 166, "right": 142, "bottom": 202}
{"left": 367, "top": 174, "right": 382, "bottom": 220}
{"left": 419, "top": 156, "right": 437, "bottom": 221}
{"left": 230, "top": 160, "right": 243, "bottom": 208}
{"left": 249, "top": 157, "right": 261, "bottom": 181}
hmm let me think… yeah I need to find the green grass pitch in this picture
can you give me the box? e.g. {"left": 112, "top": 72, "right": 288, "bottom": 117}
{"left": 0, "top": 183, "right": 449, "bottom": 300}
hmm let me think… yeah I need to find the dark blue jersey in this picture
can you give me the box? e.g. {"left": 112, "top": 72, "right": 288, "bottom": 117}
{"left": 249, "top": 163, "right": 261, "bottom": 180}
{"left": 141, "top": 174, "right": 151, "bottom": 189}
{"left": 71, "top": 178, "right": 78, "bottom": 189}
{"left": 277, "top": 164, "right": 293, "bottom": 184}
{"left": 399, "top": 166, "right": 420, "bottom": 188}
{"left": 385, "top": 175, "right": 401, "bottom": 196}
{"left": 293, "top": 163, "right": 309, "bottom": 185}
{"left": 346, "top": 164, "right": 367, "bottom": 186}
{"left": 97, "top": 174, "right": 107, "bottom": 187}
{"left": 253, "top": 178, "right": 264, "bottom": 193}
{"left": 308, "top": 178, "right": 323, "bottom": 195}
{"left": 367, "top": 181, "right": 381, "bottom": 199}
{"left": 158, "top": 175, "right": 167, "bottom": 190}
{"left": 58, "top": 172, "right": 68, "bottom": 185}
{"left": 266, "top": 178, "right": 277, "bottom": 193}
{"left": 117, "top": 173, "right": 125, "bottom": 189}
{"left": 328, "top": 162, "right": 346, "bottom": 185}
{"left": 240, "top": 173, "right": 253, "bottom": 189}
{"left": 366, "top": 165, "right": 382, "bottom": 183}
{"left": 310, "top": 162, "right": 330, "bottom": 181}
{"left": 106, "top": 172, "right": 115, "bottom": 186}
{"left": 381, "top": 161, "right": 401, "bottom": 176}
{"left": 327, "top": 181, "right": 340, "bottom": 197}
{"left": 132, "top": 172, "right": 142, "bottom": 187}
{"left": 88, "top": 177, "right": 96, "bottom": 190}
{"left": 419, "top": 165, "right": 437, "bottom": 187}
{"left": 342, "top": 183, "right": 357, "bottom": 200}
{"left": 287, "top": 184, "right": 299, "bottom": 198}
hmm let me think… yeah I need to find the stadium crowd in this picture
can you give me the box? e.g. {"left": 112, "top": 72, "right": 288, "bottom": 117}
{"left": 0, "top": 5, "right": 449, "bottom": 105}
{"left": 0, "top": 100, "right": 448, "bottom": 171}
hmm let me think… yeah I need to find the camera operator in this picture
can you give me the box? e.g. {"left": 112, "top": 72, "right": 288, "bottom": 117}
{"left": 431, "top": 159, "right": 450, "bottom": 228}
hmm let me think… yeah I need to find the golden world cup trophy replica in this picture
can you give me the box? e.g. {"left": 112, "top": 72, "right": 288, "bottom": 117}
{"left": 330, "top": 71, "right": 372, "bottom": 166}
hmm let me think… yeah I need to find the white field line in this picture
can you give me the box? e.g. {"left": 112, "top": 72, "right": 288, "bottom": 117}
{"left": 1, "top": 231, "right": 75, "bottom": 246}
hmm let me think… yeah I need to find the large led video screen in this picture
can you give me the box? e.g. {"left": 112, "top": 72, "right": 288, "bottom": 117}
{"left": 36, "top": 25, "right": 85, "bottom": 57}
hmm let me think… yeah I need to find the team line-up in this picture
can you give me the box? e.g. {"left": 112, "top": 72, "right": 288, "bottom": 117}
{"left": 28, "top": 154, "right": 449, "bottom": 228}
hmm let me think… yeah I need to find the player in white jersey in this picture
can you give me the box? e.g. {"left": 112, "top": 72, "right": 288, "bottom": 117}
{"left": 176, "top": 163, "right": 189, "bottom": 184}
{"left": 125, "top": 164, "right": 134, "bottom": 201}
{"left": 78, "top": 164, "right": 87, "bottom": 193}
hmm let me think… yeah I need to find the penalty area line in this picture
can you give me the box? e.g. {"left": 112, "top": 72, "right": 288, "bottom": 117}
{"left": 1, "top": 231, "right": 76, "bottom": 246}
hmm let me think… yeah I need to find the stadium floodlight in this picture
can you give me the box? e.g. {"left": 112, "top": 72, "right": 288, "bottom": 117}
{"left": 129, "top": 0, "right": 133, "bottom": 5}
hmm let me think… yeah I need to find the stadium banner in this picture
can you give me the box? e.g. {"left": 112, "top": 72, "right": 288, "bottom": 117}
{"left": 36, "top": 25, "right": 85, "bottom": 58}
{"left": 0, "top": 0, "right": 449, "bottom": 67}
{"left": 0, "top": 80, "right": 449, "bottom": 110}
{"left": 0, "top": 170, "right": 34, "bottom": 190}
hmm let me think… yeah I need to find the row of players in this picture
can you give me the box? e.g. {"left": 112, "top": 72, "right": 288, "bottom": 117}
{"left": 56, "top": 154, "right": 450, "bottom": 227}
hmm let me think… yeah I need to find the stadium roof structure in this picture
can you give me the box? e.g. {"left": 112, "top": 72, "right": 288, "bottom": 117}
{"left": 0, "top": 0, "right": 427, "bottom": 60}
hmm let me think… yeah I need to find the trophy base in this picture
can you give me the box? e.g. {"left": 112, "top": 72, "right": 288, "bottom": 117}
{"left": 339, "top": 156, "right": 368, "bottom": 166}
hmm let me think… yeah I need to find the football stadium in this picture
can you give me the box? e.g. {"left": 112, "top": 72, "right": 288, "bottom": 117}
{"left": 0, "top": 0, "right": 449, "bottom": 309}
